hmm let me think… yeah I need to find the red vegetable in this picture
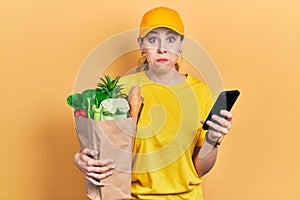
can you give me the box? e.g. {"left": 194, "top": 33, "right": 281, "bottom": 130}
{"left": 74, "top": 109, "right": 87, "bottom": 117}
{"left": 74, "top": 111, "right": 81, "bottom": 117}
{"left": 79, "top": 109, "right": 87, "bottom": 117}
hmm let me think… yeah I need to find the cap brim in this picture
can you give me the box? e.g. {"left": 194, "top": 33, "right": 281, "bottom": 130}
{"left": 139, "top": 25, "right": 184, "bottom": 38}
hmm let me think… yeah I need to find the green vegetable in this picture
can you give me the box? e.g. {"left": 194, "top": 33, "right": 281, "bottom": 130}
{"left": 67, "top": 93, "right": 83, "bottom": 111}
{"left": 95, "top": 88, "right": 109, "bottom": 106}
{"left": 67, "top": 75, "right": 129, "bottom": 120}
{"left": 81, "top": 89, "right": 96, "bottom": 119}
{"left": 97, "top": 75, "right": 124, "bottom": 98}
{"left": 66, "top": 89, "right": 109, "bottom": 119}
{"left": 92, "top": 104, "right": 101, "bottom": 120}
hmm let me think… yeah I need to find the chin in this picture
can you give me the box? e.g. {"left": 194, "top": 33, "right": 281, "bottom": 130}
{"left": 152, "top": 63, "right": 174, "bottom": 69}
{"left": 150, "top": 63, "right": 175, "bottom": 73}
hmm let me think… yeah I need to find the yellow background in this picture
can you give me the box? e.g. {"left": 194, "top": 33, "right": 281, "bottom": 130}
{"left": 1, "top": 0, "right": 299, "bottom": 199}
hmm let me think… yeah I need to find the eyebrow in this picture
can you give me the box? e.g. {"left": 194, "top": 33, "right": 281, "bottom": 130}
{"left": 166, "top": 30, "right": 179, "bottom": 35}
{"left": 148, "top": 29, "right": 179, "bottom": 36}
{"left": 148, "top": 30, "right": 159, "bottom": 35}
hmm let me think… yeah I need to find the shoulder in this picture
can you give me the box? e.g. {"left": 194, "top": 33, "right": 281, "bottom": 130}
{"left": 119, "top": 71, "right": 146, "bottom": 95}
{"left": 186, "top": 75, "right": 211, "bottom": 92}
{"left": 185, "top": 74, "right": 214, "bottom": 103}
{"left": 120, "top": 71, "right": 145, "bottom": 84}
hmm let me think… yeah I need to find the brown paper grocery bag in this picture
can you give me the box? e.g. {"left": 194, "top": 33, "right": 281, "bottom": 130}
{"left": 75, "top": 116, "right": 136, "bottom": 200}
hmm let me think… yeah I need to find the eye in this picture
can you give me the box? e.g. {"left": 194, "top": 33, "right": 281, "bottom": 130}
{"left": 167, "top": 37, "right": 176, "bottom": 43}
{"left": 148, "top": 37, "right": 158, "bottom": 43}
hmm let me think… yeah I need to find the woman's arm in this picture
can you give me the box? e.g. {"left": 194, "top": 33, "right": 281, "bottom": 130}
{"left": 74, "top": 148, "right": 115, "bottom": 186}
{"left": 193, "top": 110, "right": 233, "bottom": 177}
{"left": 193, "top": 141, "right": 218, "bottom": 177}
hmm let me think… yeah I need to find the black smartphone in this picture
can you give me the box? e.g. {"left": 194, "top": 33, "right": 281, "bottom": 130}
{"left": 202, "top": 90, "right": 240, "bottom": 130}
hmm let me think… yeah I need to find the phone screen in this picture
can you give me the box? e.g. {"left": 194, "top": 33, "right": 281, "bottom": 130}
{"left": 202, "top": 90, "right": 240, "bottom": 130}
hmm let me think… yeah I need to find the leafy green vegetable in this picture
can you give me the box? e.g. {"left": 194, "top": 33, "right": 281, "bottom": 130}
{"left": 67, "top": 93, "right": 83, "bottom": 111}
{"left": 67, "top": 75, "right": 129, "bottom": 120}
{"left": 97, "top": 75, "right": 124, "bottom": 98}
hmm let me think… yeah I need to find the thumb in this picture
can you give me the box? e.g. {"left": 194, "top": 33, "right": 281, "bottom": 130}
{"left": 90, "top": 149, "right": 99, "bottom": 157}
{"left": 82, "top": 148, "right": 98, "bottom": 157}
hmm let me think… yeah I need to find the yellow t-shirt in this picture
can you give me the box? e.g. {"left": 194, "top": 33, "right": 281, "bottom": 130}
{"left": 119, "top": 71, "right": 212, "bottom": 200}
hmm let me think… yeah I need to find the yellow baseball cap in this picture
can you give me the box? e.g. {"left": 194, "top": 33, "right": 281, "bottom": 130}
{"left": 139, "top": 7, "right": 184, "bottom": 38}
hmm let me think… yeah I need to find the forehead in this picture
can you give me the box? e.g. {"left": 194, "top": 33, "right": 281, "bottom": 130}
{"left": 147, "top": 27, "right": 180, "bottom": 36}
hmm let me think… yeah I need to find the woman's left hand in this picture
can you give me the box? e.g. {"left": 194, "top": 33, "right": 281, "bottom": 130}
{"left": 205, "top": 110, "right": 233, "bottom": 144}
{"left": 195, "top": 110, "right": 233, "bottom": 172}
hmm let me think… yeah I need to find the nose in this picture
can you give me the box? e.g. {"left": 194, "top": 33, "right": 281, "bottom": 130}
{"left": 157, "top": 41, "right": 167, "bottom": 54}
{"left": 157, "top": 48, "right": 167, "bottom": 54}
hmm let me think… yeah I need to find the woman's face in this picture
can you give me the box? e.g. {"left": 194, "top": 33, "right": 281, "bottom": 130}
{"left": 141, "top": 27, "right": 183, "bottom": 72}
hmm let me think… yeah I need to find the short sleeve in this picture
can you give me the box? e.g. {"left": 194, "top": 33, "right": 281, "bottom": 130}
{"left": 119, "top": 71, "right": 146, "bottom": 96}
{"left": 196, "top": 129, "right": 208, "bottom": 147}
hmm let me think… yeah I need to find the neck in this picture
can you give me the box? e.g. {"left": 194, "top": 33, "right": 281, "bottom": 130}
{"left": 145, "top": 68, "right": 186, "bottom": 85}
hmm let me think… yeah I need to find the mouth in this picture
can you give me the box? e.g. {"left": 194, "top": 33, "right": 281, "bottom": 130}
{"left": 156, "top": 58, "right": 168, "bottom": 63}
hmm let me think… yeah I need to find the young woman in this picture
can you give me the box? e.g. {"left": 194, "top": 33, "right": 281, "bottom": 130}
{"left": 74, "top": 7, "right": 233, "bottom": 199}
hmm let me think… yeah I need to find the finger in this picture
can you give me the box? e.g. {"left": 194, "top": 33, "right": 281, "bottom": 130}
{"left": 80, "top": 153, "right": 96, "bottom": 164}
{"left": 86, "top": 158, "right": 114, "bottom": 167}
{"left": 85, "top": 175, "right": 110, "bottom": 187}
{"left": 82, "top": 148, "right": 92, "bottom": 155}
{"left": 206, "top": 120, "right": 228, "bottom": 134}
{"left": 220, "top": 110, "right": 233, "bottom": 121}
{"left": 96, "top": 159, "right": 114, "bottom": 166}
{"left": 86, "top": 170, "right": 113, "bottom": 183}
{"left": 82, "top": 148, "right": 99, "bottom": 157}
{"left": 79, "top": 149, "right": 111, "bottom": 165}
{"left": 86, "top": 165, "right": 116, "bottom": 174}
{"left": 211, "top": 115, "right": 232, "bottom": 130}
{"left": 206, "top": 130, "right": 224, "bottom": 142}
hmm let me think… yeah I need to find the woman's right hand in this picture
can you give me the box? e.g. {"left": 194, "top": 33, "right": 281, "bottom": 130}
{"left": 74, "top": 148, "right": 115, "bottom": 186}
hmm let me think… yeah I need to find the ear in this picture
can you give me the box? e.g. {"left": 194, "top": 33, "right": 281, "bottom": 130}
{"left": 137, "top": 37, "right": 144, "bottom": 51}
{"left": 179, "top": 42, "right": 183, "bottom": 53}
